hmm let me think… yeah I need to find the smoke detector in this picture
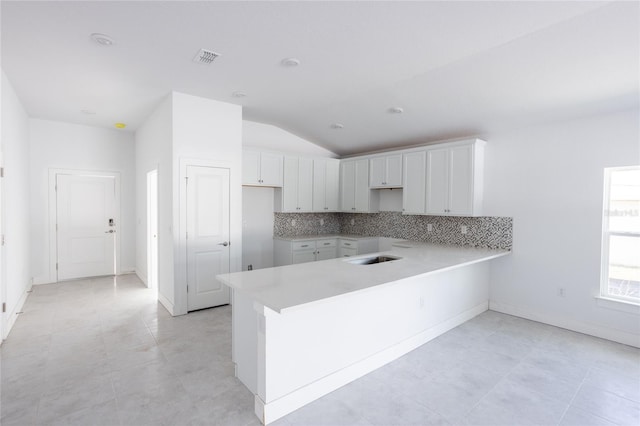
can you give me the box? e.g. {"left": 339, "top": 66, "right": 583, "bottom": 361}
{"left": 193, "top": 49, "right": 221, "bottom": 64}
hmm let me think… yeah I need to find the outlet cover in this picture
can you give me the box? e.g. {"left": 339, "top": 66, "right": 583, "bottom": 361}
{"left": 461, "top": 225, "right": 468, "bottom": 234}
{"left": 291, "top": 219, "right": 296, "bottom": 226}
{"left": 427, "top": 224, "right": 433, "bottom": 232}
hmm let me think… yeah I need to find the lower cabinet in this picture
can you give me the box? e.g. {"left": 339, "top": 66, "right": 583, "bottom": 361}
{"left": 274, "top": 238, "right": 338, "bottom": 266}
{"left": 274, "top": 237, "right": 379, "bottom": 266}
{"left": 338, "top": 238, "right": 378, "bottom": 258}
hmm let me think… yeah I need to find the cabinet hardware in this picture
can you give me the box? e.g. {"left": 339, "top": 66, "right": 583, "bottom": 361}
{"left": 301, "top": 245, "right": 309, "bottom": 248}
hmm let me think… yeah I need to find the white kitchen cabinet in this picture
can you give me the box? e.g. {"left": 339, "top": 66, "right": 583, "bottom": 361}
{"left": 369, "top": 154, "right": 402, "bottom": 188}
{"left": 312, "top": 159, "right": 340, "bottom": 212}
{"left": 402, "top": 150, "right": 426, "bottom": 214}
{"left": 274, "top": 238, "right": 338, "bottom": 266}
{"left": 276, "top": 156, "right": 314, "bottom": 212}
{"left": 242, "top": 150, "right": 283, "bottom": 187}
{"left": 341, "top": 159, "right": 379, "bottom": 213}
{"left": 425, "top": 140, "right": 485, "bottom": 216}
{"left": 337, "top": 237, "right": 378, "bottom": 258}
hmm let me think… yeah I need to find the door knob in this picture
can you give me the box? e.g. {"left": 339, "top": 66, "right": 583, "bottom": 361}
{"left": 218, "top": 241, "right": 229, "bottom": 246}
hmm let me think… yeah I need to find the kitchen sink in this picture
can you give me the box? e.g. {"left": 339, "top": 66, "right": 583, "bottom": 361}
{"left": 347, "top": 255, "right": 402, "bottom": 265}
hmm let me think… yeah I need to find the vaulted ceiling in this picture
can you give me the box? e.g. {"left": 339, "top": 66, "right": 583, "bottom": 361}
{"left": 2, "top": 1, "right": 638, "bottom": 155}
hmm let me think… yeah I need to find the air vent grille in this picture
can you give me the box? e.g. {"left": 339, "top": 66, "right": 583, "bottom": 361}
{"left": 193, "top": 49, "right": 221, "bottom": 64}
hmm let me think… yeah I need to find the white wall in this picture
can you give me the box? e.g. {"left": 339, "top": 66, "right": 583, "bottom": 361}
{"left": 483, "top": 108, "right": 640, "bottom": 346}
{"left": 172, "top": 92, "right": 243, "bottom": 315}
{"left": 243, "top": 121, "right": 337, "bottom": 158}
{"left": 29, "top": 119, "right": 136, "bottom": 284}
{"left": 242, "top": 186, "right": 275, "bottom": 270}
{"left": 135, "top": 94, "right": 173, "bottom": 311}
{"left": 1, "top": 71, "right": 31, "bottom": 338}
{"left": 242, "top": 120, "right": 337, "bottom": 270}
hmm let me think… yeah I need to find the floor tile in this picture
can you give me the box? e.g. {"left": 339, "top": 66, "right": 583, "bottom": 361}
{"left": 572, "top": 383, "right": 640, "bottom": 425}
{"left": 2, "top": 275, "right": 638, "bottom": 426}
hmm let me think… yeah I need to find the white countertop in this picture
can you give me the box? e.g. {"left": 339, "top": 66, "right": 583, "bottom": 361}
{"left": 273, "top": 234, "right": 378, "bottom": 242}
{"left": 217, "top": 241, "right": 509, "bottom": 314}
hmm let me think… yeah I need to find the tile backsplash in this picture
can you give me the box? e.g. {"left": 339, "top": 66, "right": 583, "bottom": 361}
{"left": 274, "top": 212, "right": 512, "bottom": 250}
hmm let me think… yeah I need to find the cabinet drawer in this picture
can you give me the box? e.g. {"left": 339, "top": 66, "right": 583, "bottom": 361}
{"left": 316, "top": 239, "right": 337, "bottom": 248}
{"left": 292, "top": 241, "right": 316, "bottom": 251}
{"left": 340, "top": 239, "right": 357, "bottom": 249}
{"left": 339, "top": 247, "right": 358, "bottom": 257}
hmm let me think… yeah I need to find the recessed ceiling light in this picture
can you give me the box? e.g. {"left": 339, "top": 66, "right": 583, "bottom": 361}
{"left": 330, "top": 123, "right": 344, "bottom": 129}
{"left": 90, "top": 33, "right": 115, "bottom": 46}
{"left": 281, "top": 58, "right": 301, "bottom": 67}
{"left": 232, "top": 91, "right": 247, "bottom": 98}
{"left": 193, "top": 48, "right": 221, "bottom": 65}
{"left": 114, "top": 123, "right": 126, "bottom": 129}
{"left": 389, "top": 107, "right": 404, "bottom": 114}
{"left": 81, "top": 109, "right": 96, "bottom": 115}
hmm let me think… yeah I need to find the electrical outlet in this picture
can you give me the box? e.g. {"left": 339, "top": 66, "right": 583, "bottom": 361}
{"left": 558, "top": 287, "right": 566, "bottom": 297}
{"left": 248, "top": 264, "right": 253, "bottom": 271}
{"left": 419, "top": 296, "right": 425, "bottom": 309}
{"left": 461, "top": 225, "right": 468, "bottom": 234}
{"left": 350, "top": 219, "right": 355, "bottom": 226}
{"left": 320, "top": 219, "right": 324, "bottom": 226}
{"left": 427, "top": 224, "right": 433, "bottom": 232}
{"left": 291, "top": 219, "right": 296, "bottom": 226}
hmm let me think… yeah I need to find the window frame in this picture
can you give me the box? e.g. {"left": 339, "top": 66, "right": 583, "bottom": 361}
{"left": 600, "top": 165, "right": 640, "bottom": 305}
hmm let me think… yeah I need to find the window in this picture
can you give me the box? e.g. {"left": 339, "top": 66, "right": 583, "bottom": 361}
{"left": 601, "top": 166, "right": 640, "bottom": 303}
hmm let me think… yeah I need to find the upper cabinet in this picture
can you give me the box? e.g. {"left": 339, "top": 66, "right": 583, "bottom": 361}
{"left": 242, "top": 150, "right": 283, "bottom": 187}
{"left": 402, "top": 150, "right": 426, "bottom": 214}
{"left": 276, "top": 156, "right": 314, "bottom": 212}
{"left": 313, "top": 158, "right": 340, "bottom": 212}
{"left": 425, "top": 140, "right": 485, "bottom": 216}
{"left": 369, "top": 154, "right": 402, "bottom": 188}
{"left": 341, "top": 159, "right": 379, "bottom": 213}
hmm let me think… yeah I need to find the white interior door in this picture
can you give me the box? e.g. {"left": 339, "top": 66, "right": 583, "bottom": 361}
{"left": 187, "top": 165, "right": 230, "bottom": 311}
{"left": 56, "top": 173, "right": 117, "bottom": 280}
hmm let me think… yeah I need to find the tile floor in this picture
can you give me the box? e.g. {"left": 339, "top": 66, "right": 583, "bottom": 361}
{"left": 1, "top": 274, "right": 638, "bottom": 426}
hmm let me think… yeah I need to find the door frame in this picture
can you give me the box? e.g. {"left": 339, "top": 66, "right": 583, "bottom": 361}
{"left": 48, "top": 168, "right": 121, "bottom": 283}
{"left": 175, "top": 158, "right": 238, "bottom": 315}
{"left": 146, "top": 168, "right": 159, "bottom": 291}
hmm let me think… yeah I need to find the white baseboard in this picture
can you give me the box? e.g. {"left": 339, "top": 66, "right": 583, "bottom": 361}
{"left": 3, "top": 287, "right": 31, "bottom": 340}
{"left": 135, "top": 269, "right": 148, "bottom": 287}
{"left": 490, "top": 301, "right": 640, "bottom": 348}
{"left": 257, "top": 302, "right": 488, "bottom": 425}
{"left": 158, "top": 292, "right": 176, "bottom": 316}
{"left": 33, "top": 270, "right": 140, "bottom": 286}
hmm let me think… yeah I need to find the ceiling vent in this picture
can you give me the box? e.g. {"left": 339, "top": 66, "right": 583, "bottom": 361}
{"left": 193, "top": 49, "right": 221, "bottom": 64}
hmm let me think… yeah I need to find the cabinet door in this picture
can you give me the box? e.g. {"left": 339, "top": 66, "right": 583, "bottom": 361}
{"left": 260, "top": 153, "right": 284, "bottom": 187}
{"left": 448, "top": 145, "right": 473, "bottom": 215}
{"left": 297, "top": 157, "right": 314, "bottom": 212}
{"left": 341, "top": 161, "right": 356, "bottom": 212}
{"left": 316, "top": 247, "right": 337, "bottom": 261}
{"left": 385, "top": 154, "right": 403, "bottom": 187}
{"left": 282, "top": 157, "right": 299, "bottom": 212}
{"left": 354, "top": 159, "right": 370, "bottom": 212}
{"left": 402, "top": 151, "right": 426, "bottom": 214}
{"left": 325, "top": 160, "right": 340, "bottom": 211}
{"left": 369, "top": 157, "right": 386, "bottom": 187}
{"left": 312, "top": 159, "right": 326, "bottom": 212}
{"left": 426, "top": 148, "right": 449, "bottom": 215}
{"left": 242, "top": 150, "right": 260, "bottom": 185}
{"left": 292, "top": 249, "right": 316, "bottom": 264}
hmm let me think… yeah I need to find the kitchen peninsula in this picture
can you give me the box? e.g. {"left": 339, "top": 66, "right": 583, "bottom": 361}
{"left": 216, "top": 241, "right": 509, "bottom": 425}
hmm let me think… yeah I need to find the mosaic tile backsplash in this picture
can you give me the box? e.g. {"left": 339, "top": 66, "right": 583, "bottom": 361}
{"left": 275, "top": 212, "right": 512, "bottom": 250}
